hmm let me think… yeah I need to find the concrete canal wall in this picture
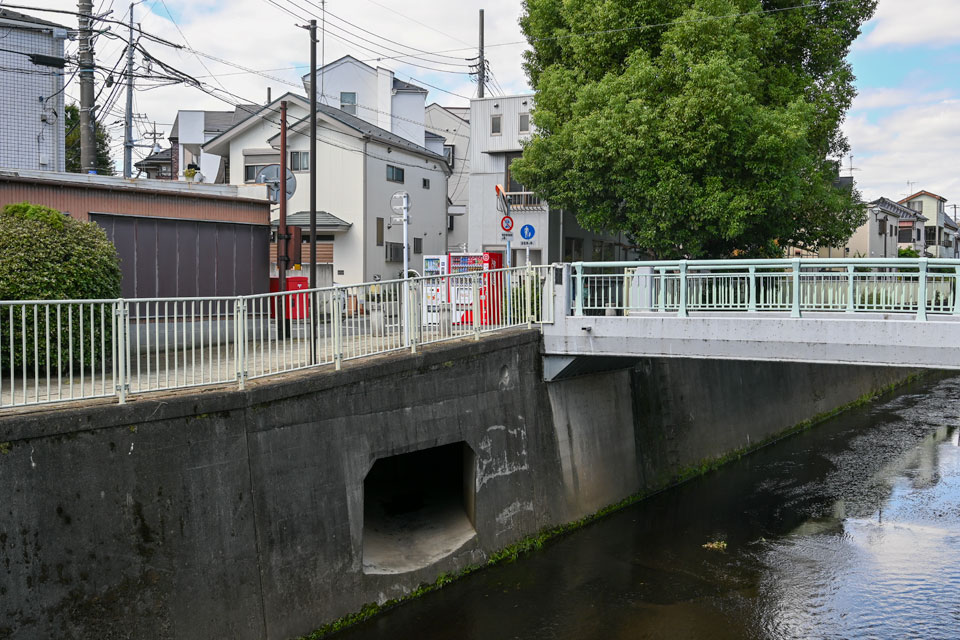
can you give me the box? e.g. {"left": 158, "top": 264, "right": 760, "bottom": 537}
{"left": 0, "top": 330, "right": 917, "bottom": 639}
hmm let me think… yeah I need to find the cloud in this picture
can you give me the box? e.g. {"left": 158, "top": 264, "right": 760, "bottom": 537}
{"left": 844, "top": 98, "right": 960, "bottom": 201}
{"left": 853, "top": 87, "right": 954, "bottom": 110}
{"left": 857, "top": 0, "right": 960, "bottom": 50}
{"left": 37, "top": 0, "right": 533, "bottom": 163}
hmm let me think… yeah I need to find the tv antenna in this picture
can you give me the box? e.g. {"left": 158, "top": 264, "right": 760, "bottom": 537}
{"left": 845, "top": 155, "right": 860, "bottom": 177}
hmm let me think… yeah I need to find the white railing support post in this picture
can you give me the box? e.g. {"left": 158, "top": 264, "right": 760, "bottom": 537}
{"left": 748, "top": 266, "right": 757, "bottom": 312}
{"left": 846, "top": 265, "right": 855, "bottom": 312}
{"left": 409, "top": 282, "right": 417, "bottom": 354}
{"left": 677, "top": 261, "right": 688, "bottom": 317}
{"left": 917, "top": 258, "right": 928, "bottom": 321}
{"left": 333, "top": 289, "right": 343, "bottom": 369}
{"left": 953, "top": 266, "right": 960, "bottom": 316}
{"left": 472, "top": 277, "right": 481, "bottom": 340}
{"left": 791, "top": 258, "right": 801, "bottom": 318}
{"left": 657, "top": 268, "right": 665, "bottom": 313}
{"left": 237, "top": 296, "right": 244, "bottom": 391}
{"left": 573, "top": 263, "right": 584, "bottom": 316}
{"left": 115, "top": 299, "right": 127, "bottom": 403}
{"left": 525, "top": 264, "right": 533, "bottom": 328}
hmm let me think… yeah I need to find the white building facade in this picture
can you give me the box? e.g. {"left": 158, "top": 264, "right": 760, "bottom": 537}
{"left": 203, "top": 93, "right": 449, "bottom": 285}
{"left": 425, "top": 103, "right": 470, "bottom": 252}
{"left": 468, "top": 94, "right": 636, "bottom": 266}
{"left": 0, "top": 9, "right": 67, "bottom": 172}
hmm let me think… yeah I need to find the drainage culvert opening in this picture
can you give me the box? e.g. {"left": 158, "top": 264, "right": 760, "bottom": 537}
{"left": 363, "top": 441, "right": 477, "bottom": 574}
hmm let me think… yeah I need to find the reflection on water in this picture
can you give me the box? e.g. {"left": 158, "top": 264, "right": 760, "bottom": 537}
{"left": 338, "top": 377, "right": 960, "bottom": 640}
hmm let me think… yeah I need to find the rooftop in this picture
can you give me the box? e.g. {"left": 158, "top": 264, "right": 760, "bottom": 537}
{"left": 0, "top": 7, "right": 67, "bottom": 29}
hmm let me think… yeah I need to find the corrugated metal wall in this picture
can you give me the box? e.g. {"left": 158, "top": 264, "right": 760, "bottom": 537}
{"left": 91, "top": 213, "right": 269, "bottom": 298}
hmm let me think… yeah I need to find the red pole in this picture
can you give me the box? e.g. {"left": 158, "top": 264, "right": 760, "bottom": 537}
{"left": 279, "top": 100, "right": 288, "bottom": 295}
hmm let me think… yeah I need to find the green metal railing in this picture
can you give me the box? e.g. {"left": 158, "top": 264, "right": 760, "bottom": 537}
{"left": 571, "top": 258, "right": 960, "bottom": 321}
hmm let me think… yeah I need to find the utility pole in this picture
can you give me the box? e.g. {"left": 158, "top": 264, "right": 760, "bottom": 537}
{"left": 279, "top": 101, "right": 289, "bottom": 296}
{"left": 309, "top": 19, "right": 318, "bottom": 364}
{"left": 123, "top": 3, "right": 135, "bottom": 178}
{"left": 278, "top": 100, "right": 290, "bottom": 339}
{"left": 78, "top": 0, "right": 96, "bottom": 173}
{"left": 477, "top": 9, "right": 485, "bottom": 98}
{"left": 309, "top": 20, "right": 317, "bottom": 291}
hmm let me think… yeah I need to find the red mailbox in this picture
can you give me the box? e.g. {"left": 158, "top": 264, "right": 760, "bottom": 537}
{"left": 269, "top": 276, "right": 311, "bottom": 319}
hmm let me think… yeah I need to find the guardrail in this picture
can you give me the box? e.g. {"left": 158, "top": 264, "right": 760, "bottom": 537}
{"left": 572, "top": 258, "right": 960, "bottom": 320}
{"left": 0, "top": 265, "right": 555, "bottom": 409}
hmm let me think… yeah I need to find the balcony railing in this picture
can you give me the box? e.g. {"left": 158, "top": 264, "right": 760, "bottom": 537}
{"left": 505, "top": 191, "right": 545, "bottom": 210}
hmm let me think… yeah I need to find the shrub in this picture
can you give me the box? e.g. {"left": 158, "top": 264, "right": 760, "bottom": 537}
{"left": 0, "top": 202, "right": 121, "bottom": 372}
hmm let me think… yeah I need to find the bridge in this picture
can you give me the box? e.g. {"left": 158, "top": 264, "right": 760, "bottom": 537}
{"left": 543, "top": 258, "right": 960, "bottom": 379}
{"left": 3, "top": 258, "right": 960, "bottom": 409}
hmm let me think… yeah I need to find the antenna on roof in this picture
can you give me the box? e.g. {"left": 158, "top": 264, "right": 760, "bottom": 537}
{"left": 904, "top": 180, "right": 917, "bottom": 196}
{"left": 845, "top": 155, "right": 860, "bottom": 177}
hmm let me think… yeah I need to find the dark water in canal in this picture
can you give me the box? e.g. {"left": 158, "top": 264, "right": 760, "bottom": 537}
{"left": 340, "top": 375, "right": 960, "bottom": 640}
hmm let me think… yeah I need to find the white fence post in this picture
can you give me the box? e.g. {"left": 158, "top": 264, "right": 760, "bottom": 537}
{"left": 791, "top": 258, "right": 801, "bottom": 318}
{"left": 846, "top": 265, "right": 855, "bottom": 312}
{"left": 677, "top": 261, "right": 688, "bottom": 317}
{"left": 525, "top": 264, "right": 533, "bottom": 328}
{"left": 748, "top": 266, "right": 757, "bottom": 312}
{"left": 472, "top": 277, "right": 481, "bottom": 340}
{"left": 115, "top": 299, "right": 127, "bottom": 404}
{"left": 334, "top": 289, "right": 343, "bottom": 370}
{"left": 917, "top": 258, "right": 928, "bottom": 321}
{"left": 573, "top": 263, "right": 584, "bottom": 316}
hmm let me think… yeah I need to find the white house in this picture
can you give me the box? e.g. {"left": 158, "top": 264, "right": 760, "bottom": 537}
{"left": 0, "top": 8, "right": 67, "bottom": 172}
{"left": 899, "top": 191, "right": 958, "bottom": 258}
{"left": 468, "top": 94, "right": 635, "bottom": 266}
{"left": 169, "top": 109, "right": 252, "bottom": 182}
{"left": 303, "top": 55, "right": 427, "bottom": 147}
{"left": 425, "top": 103, "right": 470, "bottom": 252}
{"left": 202, "top": 92, "right": 449, "bottom": 285}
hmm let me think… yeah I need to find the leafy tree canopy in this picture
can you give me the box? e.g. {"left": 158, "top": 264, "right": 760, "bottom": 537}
{"left": 65, "top": 103, "right": 116, "bottom": 175}
{"left": 513, "top": 0, "right": 876, "bottom": 258}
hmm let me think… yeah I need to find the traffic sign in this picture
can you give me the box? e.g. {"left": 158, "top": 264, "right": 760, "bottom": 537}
{"left": 520, "top": 240, "right": 534, "bottom": 246}
{"left": 500, "top": 232, "right": 514, "bottom": 240}
{"left": 520, "top": 224, "right": 535, "bottom": 240}
{"left": 501, "top": 216, "right": 514, "bottom": 232}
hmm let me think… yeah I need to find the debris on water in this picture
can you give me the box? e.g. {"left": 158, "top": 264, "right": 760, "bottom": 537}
{"left": 702, "top": 540, "right": 727, "bottom": 551}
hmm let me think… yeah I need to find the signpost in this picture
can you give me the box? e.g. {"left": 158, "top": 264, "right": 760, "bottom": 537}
{"left": 390, "top": 190, "right": 411, "bottom": 345}
{"left": 520, "top": 224, "right": 535, "bottom": 263}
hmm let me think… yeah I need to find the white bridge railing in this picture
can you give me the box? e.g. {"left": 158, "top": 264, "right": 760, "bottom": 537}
{"left": 0, "top": 265, "right": 555, "bottom": 409}
{"left": 572, "top": 258, "right": 960, "bottom": 320}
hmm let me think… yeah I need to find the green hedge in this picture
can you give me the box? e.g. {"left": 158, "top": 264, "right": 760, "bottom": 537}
{"left": 0, "top": 202, "right": 121, "bottom": 372}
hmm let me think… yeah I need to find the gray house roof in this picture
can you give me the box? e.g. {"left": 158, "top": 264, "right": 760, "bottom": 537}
{"left": 393, "top": 77, "right": 427, "bottom": 93}
{"left": 170, "top": 110, "right": 238, "bottom": 140}
{"left": 870, "top": 197, "right": 925, "bottom": 221}
{"left": 0, "top": 7, "right": 67, "bottom": 29}
{"left": 277, "top": 103, "right": 447, "bottom": 165}
{"left": 271, "top": 211, "right": 351, "bottom": 232}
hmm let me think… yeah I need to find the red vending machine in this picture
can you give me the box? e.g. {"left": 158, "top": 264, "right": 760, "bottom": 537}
{"left": 448, "top": 252, "right": 503, "bottom": 324}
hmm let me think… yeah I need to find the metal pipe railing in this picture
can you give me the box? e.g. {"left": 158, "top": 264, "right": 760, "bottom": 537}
{"left": 0, "top": 265, "right": 557, "bottom": 409}
{"left": 571, "top": 258, "right": 960, "bottom": 321}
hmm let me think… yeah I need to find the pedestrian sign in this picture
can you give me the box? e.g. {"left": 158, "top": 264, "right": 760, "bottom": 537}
{"left": 501, "top": 216, "right": 514, "bottom": 232}
{"left": 520, "top": 224, "right": 535, "bottom": 240}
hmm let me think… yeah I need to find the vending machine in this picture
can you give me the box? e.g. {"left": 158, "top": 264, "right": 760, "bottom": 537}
{"left": 448, "top": 252, "right": 503, "bottom": 324}
{"left": 422, "top": 255, "right": 449, "bottom": 324}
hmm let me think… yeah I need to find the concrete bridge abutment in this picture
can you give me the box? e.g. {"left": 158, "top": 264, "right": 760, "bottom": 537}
{"left": 0, "top": 330, "right": 919, "bottom": 638}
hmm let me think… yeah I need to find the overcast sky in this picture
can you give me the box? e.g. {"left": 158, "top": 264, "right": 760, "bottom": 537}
{"left": 21, "top": 0, "right": 960, "bottom": 205}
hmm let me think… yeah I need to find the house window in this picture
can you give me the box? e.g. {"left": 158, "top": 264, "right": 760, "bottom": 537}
{"left": 505, "top": 152, "right": 524, "bottom": 192}
{"left": 387, "top": 165, "right": 404, "bottom": 183}
{"left": 910, "top": 200, "right": 924, "bottom": 213}
{"left": 376, "top": 217, "right": 384, "bottom": 246}
{"left": 491, "top": 114, "right": 502, "bottom": 135}
{"left": 244, "top": 164, "right": 270, "bottom": 182}
{"left": 290, "top": 151, "right": 309, "bottom": 172}
{"left": 899, "top": 227, "right": 912, "bottom": 243}
{"left": 447, "top": 215, "right": 455, "bottom": 232}
{"left": 340, "top": 92, "right": 357, "bottom": 115}
{"left": 422, "top": 178, "right": 430, "bottom": 189}
{"left": 564, "top": 237, "right": 583, "bottom": 262}
{"left": 878, "top": 218, "right": 887, "bottom": 235}
{"left": 385, "top": 241, "right": 404, "bottom": 262}
{"left": 443, "top": 144, "right": 455, "bottom": 170}
{"left": 414, "top": 237, "right": 423, "bottom": 254}
{"left": 519, "top": 113, "right": 530, "bottom": 133}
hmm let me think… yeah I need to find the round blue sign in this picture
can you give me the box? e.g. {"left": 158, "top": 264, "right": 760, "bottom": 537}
{"left": 520, "top": 224, "right": 535, "bottom": 240}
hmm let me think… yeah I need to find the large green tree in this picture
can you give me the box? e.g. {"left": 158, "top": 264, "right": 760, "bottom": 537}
{"left": 65, "top": 103, "right": 116, "bottom": 175}
{"left": 513, "top": 0, "right": 876, "bottom": 258}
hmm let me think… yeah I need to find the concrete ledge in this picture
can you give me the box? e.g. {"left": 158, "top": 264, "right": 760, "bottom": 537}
{"left": 544, "top": 315, "right": 960, "bottom": 370}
